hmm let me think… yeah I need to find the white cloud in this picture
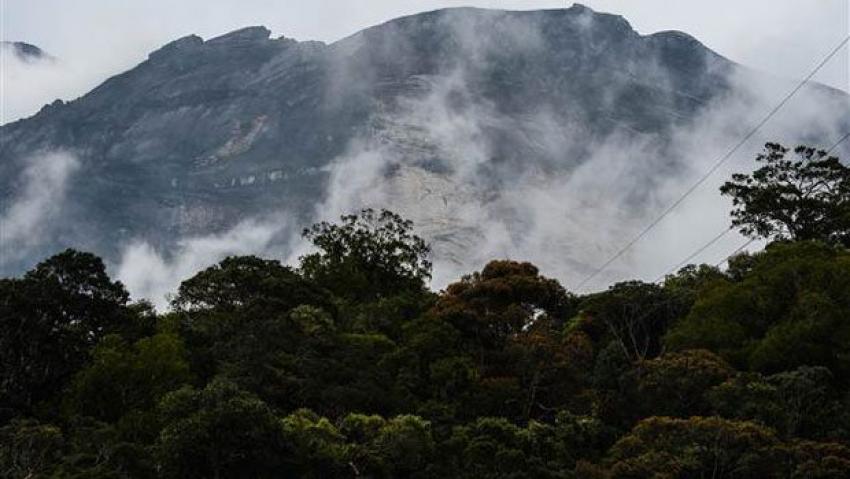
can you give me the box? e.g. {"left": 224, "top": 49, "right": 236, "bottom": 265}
{"left": 0, "top": 44, "right": 65, "bottom": 124}
{"left": 114, "top": 216, "right": 294, "bottom": 310}
{"left": 310, "top": 10, "right": 849, "bottom": 294}
{"left": 0, "top": 151, "right": 80, "bottom": 263}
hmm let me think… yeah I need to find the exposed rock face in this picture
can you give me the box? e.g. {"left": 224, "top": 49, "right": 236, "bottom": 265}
{"left": 0, "top": 4, "right": 847, "bottom": 280}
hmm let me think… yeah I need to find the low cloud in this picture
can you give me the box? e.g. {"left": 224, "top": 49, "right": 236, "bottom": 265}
{"left": 1, "top": 44, "right": 68, "bottom": 124}
{"left": 115, "top": 217, "right": 294, "bottom": 310}
{"left": 311, "top": 11, "right": 849, "bottom": 293}
{"left": 0, "top": 151, "right": 80, "bottom": 265}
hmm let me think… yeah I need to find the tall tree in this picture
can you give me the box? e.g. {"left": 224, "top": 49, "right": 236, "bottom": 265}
{"left": 0, "top": 250, "right": 130, "bottom": 418}
{"left": 720, "top": 143, "right": 850, "bottom": 245}
{"left": 300, "top": 209, "right": 432, "bottom": 302}
{"left": 156, "top": 379, "right": 292, "bottom": 479}
{"left": 580, "top": 281, "right": 684, "bottom": 362}
{"left": 665, "top": 241, "right": 850, "bottom": 378}
{"left": 172, "top": 255, "right": 334, "bottom": 315}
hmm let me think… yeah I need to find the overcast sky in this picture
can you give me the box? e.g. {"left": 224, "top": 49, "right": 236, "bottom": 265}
{"left": 2, "top": 1, "right": 848, "bottom": 95}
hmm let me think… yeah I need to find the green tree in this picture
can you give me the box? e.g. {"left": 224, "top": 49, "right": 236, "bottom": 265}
{"left": 0, "top": 419, "right": 64, "bottom": 479}
{"left": 435, "top": 416, "right": 584, "bottom": 479}
{"left": 387, "top": 314, "right": 469, "bottom": 421}
{"left": 789, "top": 441, "right": 850, "bottom": 478}
{"left": 300, "top": 209, "right": 432, "bottom": 302}
{"left": 432, "top": 260, "right": 574, "bottom": 354}
{"left": 371, "top": 415, "right": 434, "bottom": 477}
{"left": 581, "top": 281, "right": 685, "bottom": 362}
{"left": 55, "top": 417, "right": 156, "bottom": 478}
{"left": 439, "top": 417, "right": 533, "bottom": 478}
{"left": 340, "top": 413, "right": 435, "bottom": 478}
{"left": 178, "top": 304, "right": 335, "bottom": 410}
{"left": 282, "top": 409, "right": 349, "bottom": 477}
{"left": 67, "top": 332, "right": 192, "bottom": 423}
{"left": 661, "top": 263, "right": 727, "bottom": 309}
{"left": 156, "top": 379, "right": 292, "bottom": 479}
{"left": 708, "top": 366, "right": 847, "bottom": 440}
{"left": 666, "top": 241, "right": 850, "bottom": 378}
{"left": 603, "top": 416, "right": 785, "bottom": 478}
{"left": 303, "top": 332, "right": 399, "bottom": 416}
{"left": 426, "top": 260, "right": 577, "bottom": 419}
{"left": 172, "top": 255, "right": 334, "bottom": 315}
{"left": 634, "top": 349, "right": 733, "bottom": 418}
{"left": 720, "top": 143, "right": 850, "bottom": 245}
{"left": 597, "top": 416, "right": 850, "bottom": 478}
{"left": 171, "top": 256, "right": 337, "bottom": 408}
{"left": 0, "top": 250, "right": 130, "bottom": 418}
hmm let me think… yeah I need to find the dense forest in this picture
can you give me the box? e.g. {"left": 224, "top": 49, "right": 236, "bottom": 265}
{"left": 3, "top": 143, "right": 850, "bottom": 478}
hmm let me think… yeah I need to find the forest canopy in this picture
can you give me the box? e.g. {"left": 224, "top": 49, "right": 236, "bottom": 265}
{"left": 2, "top": 143, "right": 850, "bottom": 478}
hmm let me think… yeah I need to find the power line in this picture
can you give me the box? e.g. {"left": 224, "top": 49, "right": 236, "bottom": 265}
{"left": 607, "top": 236, "right": 757, "bottom": 348}
{"left": 652, "top": 129, "right": 850, "bottom": 285}
{"left": 652, "top": 226, "right": 733, "bottom": 283}
{"left": 826, "top": 131, "right": 850, "bottom": 154}
{"left": 593, "top": 127, "right": 841, "bottom": 332}
{"left": 590, "top": 233, "right": 755, "bottom": 359}
{"left": 713, "top": 237, "right": 757, "bottom": 269}
{"left": 574, "top": 34, "right": 850, "bottom": 291}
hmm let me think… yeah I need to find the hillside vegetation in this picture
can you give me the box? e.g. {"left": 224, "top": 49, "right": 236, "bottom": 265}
{"left": 2, "top": 143, "right": 850, "bottom": 478}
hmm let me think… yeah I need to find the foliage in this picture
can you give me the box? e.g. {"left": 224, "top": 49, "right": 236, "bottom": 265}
{"left": 0, "top": 249, "right": 131, "bottom": 419}
{"left": 720, "top": 142, "right": 850, "bottom": 245}
{"left": 580, "top": 281, "right": 686, "bottom": 361}
{"left": 434, "top": 260, "right": 575, "bottom": 349}
{"left": 594, "top": 416, "right": 850, "bottom": 478}
{"left": 173, "top": 255, "right": 335, "bottom": 315}
{"left": 602, "top": 416, "right": 786, "bottom": 478}
{"left": 634, "top": 349, "right": 733, "bottom": 417}
{"left": 300, "top": 208, "right": 432, "bottom": 302}
{"left": 708, "top": 366, "right": 848, "bottom": 440}
{"left": 3, "top": 182, "right": 850, "bottom": 477}
{"left": 66, "top": 332, "right": 192, "bottom": 422}
{"left": 665, "top": 241, "right": 850, "bottom": 377}
{"left": 156, "top": 379, "right": 292, "bottom": 478}
{"left": 0, "top": 419, "right": 64, "bottom": 479}
{"left": 413, "top": 260, "right": 579, "bottom": 420}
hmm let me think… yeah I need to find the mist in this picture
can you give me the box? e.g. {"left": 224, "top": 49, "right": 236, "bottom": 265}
{"left": 15, "top": 6, "right": 843, "bottom": 307}
{"left": 0, "top": 44, "right": 73, "bottom": 125}
{"left": 115, "top": 217, "right": 294, "bottom": 310}
{"left": 308, "top": 9, "right": 850, "bottom": 293}
{"left": 0, "top": 151, "right": 80, "bottom": 265}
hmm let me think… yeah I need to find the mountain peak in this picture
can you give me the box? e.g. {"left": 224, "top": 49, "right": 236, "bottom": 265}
{"left": 147, "top": 27, "right": 279, "bottom": 63}
{"left": 564, "top": 3, "right": 634, "bottom": 35}
{"left": 567, "top": 3, "right": 594, "bottom": 13}
{"left": 2, "top": 41, "right": 53, "bottom": 63}
{"left": 148, "top": 34, "right": 204, "bottom": 61}
{"left": 208, "top": 26, "right": 272, "bottom": 45}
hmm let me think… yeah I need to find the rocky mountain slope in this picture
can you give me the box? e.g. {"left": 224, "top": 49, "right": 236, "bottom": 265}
{"left": 1, "top": 4, "right": 847, "bottom": 286}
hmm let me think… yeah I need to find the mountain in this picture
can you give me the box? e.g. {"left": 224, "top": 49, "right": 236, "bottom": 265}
{"left": 1, "top": 41, "right": 53, "bottom": 63}
{"left": 1, "top": 4, "right": 848, "bottom": 290}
